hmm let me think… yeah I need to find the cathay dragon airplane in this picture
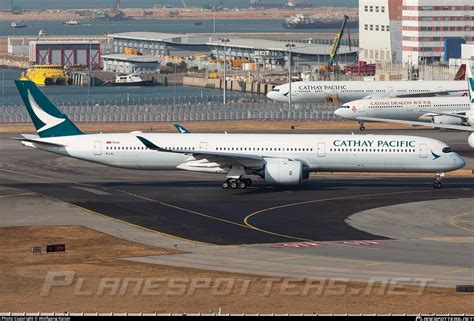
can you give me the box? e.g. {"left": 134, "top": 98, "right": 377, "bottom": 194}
{"left": 267, "top": 65, "right": 467, "bottom": 104}
{"left": 334, "top": 96, "right": 470, "bottom": 131}
{"left": 345, "top": 64, "right": 474, "bottom": 149}
{"left": 14, "top": 80, "right": 465, "bottom": 189}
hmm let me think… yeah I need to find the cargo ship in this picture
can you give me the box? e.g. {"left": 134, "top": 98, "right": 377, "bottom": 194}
{"left": 282, "top": 13, "right": 358, "bottom": 29}
{"left": 20, "top": 65, "right": 69, "bottom": 86}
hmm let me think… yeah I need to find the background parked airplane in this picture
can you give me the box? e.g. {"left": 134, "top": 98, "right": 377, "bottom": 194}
{"left": 351, "top": 64, "right": 474, "bottom": 148}
{"left": 334, "top": 96, "right": 470, "bottom": 131}
{"left": 267, "top": 65, "right": 467, "bottom": 104}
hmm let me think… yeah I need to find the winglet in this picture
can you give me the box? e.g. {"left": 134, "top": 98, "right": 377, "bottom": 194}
{"left": 136, "top": 136, "right": 167, "bottom": 151}
{"left": 174, "top": 123, "right": 191, "bottom": 133}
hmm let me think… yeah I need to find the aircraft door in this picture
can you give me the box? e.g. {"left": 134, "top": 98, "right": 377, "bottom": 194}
{"left": 317, "top": 143, "right": 325, "bottom": 157}
{"left": 199, "top": 142, "right": 208, "bottom": 151}
{"left": 94, "top": 141, "right": 102, "bottom": 155}
{"left": 419, "top": 143, "right": 428, "bottom": 158}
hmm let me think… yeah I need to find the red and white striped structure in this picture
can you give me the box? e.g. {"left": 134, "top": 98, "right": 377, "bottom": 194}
{"left": 402, "top": 1, "right": 474, "bottom": 65}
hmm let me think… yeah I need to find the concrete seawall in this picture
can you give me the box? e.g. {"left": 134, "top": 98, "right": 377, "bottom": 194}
{"left": 183, "top": 76, "right": 276, "bottom": 95}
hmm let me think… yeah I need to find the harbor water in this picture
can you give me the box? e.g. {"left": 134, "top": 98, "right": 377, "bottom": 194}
{"left": 0, "top": 68, "right": 255, "bottom": 107}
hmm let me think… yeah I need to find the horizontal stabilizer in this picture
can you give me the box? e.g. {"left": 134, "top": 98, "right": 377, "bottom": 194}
{"left": 10, "top": 134, "right": 68, "bottom": 147}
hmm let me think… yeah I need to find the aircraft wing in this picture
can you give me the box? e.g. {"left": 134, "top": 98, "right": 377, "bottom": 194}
{"left": 357, "top": 116, "right": 474, "bottom": 132}
{"left": 136, "top": 136, "right": 267, "bottom": 169}
{"left": 418, "top": 111, "right": 468, "bottom": 120}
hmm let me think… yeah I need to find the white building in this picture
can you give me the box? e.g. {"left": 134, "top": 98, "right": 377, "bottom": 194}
{"left": 359, "top": 0, "right": 403, "bottom": 63}
{"left": 102, "top": 54, "right": 160, "bottom": 74}
{"left": 402, "top": 1, "right": 474, "bottom": 66}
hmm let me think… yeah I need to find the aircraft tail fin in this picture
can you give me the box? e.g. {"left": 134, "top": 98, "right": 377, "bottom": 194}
{"left": 15, "top": 80, "right": 83, "bottom": 138}
{"left": 467, "top": 63, "right": 473, "bottom": 107}
{"left": 454, "top": 64, "right": 466, "bottom": 81}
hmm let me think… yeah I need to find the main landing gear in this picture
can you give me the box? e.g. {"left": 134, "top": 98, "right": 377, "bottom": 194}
{"left": 358, "top": 121, "right": 366, "bottom": 131}
{"left": 222, "top": 177, "right": 252, "bottom": 189}
{"left": 434, "top": 172, "right": 444, "bottom": 189}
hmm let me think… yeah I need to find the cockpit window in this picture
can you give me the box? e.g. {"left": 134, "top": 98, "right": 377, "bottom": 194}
{"left": 442, "top": 147, "right": 454, "bottom": 153}
{"left": 272, "top": 89, "right": 280, "bottom": 92}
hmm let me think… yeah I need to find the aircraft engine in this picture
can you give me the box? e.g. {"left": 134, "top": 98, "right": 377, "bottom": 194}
{"left": 466, "top": 110, "right": 474, "bottom": 126}
{"left": 468, "top": 133, "right": 474, "bottom": 148}
{"left": 432, "top": 115, "right": 463, "bottom": 126}
{"left": 264, "top": 159, "right": 303, "bottom": 185}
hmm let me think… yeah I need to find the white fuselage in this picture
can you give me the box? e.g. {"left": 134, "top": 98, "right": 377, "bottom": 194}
{"left": 335, "top": 96, "right": 470, "bottom": 121}
{"left": 267, "top": 81, "right": 468, "bottom": 104}
{"left": 22, "top": 133, "right": 464, "bottom": 176}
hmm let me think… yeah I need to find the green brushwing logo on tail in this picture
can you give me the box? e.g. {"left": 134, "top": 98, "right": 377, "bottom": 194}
{"left": 15, "top": 80, "right": 83, "bottom": 138}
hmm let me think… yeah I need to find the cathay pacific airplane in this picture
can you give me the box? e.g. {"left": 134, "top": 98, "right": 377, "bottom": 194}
{"left": 346, "top": 64, "right": 474, "bottom": 149}
{"left": 13, "top": 80, "right": 465, "bottom": 189}
{"left": 267, "top": 65, "right": 467, "bottom": 104}
{"left": 334, "top": 96, "right": 470, "bottom": 131}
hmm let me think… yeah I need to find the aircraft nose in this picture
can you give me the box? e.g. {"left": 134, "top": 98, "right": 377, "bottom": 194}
{"left": 334, "top": 108, "right": 343, "bottom": 118}
{"left": 266, "top": 91, "right": 274, "bottom": 100}
{"left": 454, "top": 153, "right": 466, "bottom": 169}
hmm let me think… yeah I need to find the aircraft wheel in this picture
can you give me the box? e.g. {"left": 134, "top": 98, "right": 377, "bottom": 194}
{"left": 230, "top": 179, "right": 238, "bottom": 189}
{"left": 222, "top": 181, "right": 230, "bottom": 189}
{"left": 360, "top": 126, "right": 366, "bottom": 131}
{"left": 434, "top": 181, "right": 442, "bottom": 189}
{"left": 244, "top": 178, "right": 252, "bottom": 186}
{"left": 238, "top": 180, "right": 247, "bottom": 189}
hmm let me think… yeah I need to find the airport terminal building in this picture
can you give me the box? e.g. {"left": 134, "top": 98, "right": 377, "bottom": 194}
{"left": 108, "top": 32, "right": 358, "bottom": 69}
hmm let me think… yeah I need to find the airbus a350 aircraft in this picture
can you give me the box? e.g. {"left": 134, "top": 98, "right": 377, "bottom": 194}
{"left": 267, "top": 65, "right": 467, "bottom": 104}
{"left": 334, "top": 96, "right": 470, "bottom": 131}
{"left": 14, "top": 80, "right": 465, "bottom": 189}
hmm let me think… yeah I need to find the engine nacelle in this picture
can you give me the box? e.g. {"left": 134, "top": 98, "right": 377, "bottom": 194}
{"left": 432, "top": 115, "right": 463, "bottom": 126}
{"left": 264, "top": 159, "right": 303, "bottom": 185}
{"left": 468, "top": 133, "right": 474, "bottom": 148}
{"left": 466, "top": 110, "right": 474, "bottom": 126}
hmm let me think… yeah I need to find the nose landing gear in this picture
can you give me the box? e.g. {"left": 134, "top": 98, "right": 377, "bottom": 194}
{"left": 434, "top": 172, "right": 444, "bottom": 189}
{"left": 358, "top": 121, "right": 366, "bottom": 131}
{"left": 222, "top": 177, "right": 253, "bottom": 189}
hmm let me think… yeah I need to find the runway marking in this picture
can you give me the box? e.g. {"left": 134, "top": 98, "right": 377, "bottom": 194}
{"left": 0, "top": 168, "right": 214, "bottom": 246}
{"left": 268, "top": 255, "right": 305, "bottom": 261}
{"left": 3, "top": 168, "right": 474, "bottom": 245}
{"left": 2, "top": 167, "right": 311, "bottom": 243}
{"left": 114, "top": 188, "right": 314, "bottom": 242}
{"left": 350, "top": 262, "right": 384, "bottom": 268}
{"left": 0, "top": 192, "right": 35, "bottom": 198}
{"left": 243, "top": 188, "right": 473, "bottom": 241}
{"left": 441, "top": 267, "right": 472, "bottom": 275}
{"left": 449, "top": 211, "right": 474, "bottom": 233}
{"left": 277, "top": 242, "right": 327, "bottom": 248}
{"left": 72, "top": 186, "right": 110, "bottom": 195}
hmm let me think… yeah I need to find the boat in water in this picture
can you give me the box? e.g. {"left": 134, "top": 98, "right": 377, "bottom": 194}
{"left": 20, "top": 65, "right": 69, "bottom": 86}
{"left": 109, "top": 74, "right": 153, "bottom": 86}
{"left": 194, "top": 21, "right": 203, "bottom": 26}
{"left": 63, "top": 20, "right": 80, "bottom": 25}
{"left": 38, "top": 29, "right": 47, "bottom": 36}
{"left": 282, "top": 13, "right": 357, "bottom": 29}
{"left": 10, "top": 21, "right": 27, "bottom": 28}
